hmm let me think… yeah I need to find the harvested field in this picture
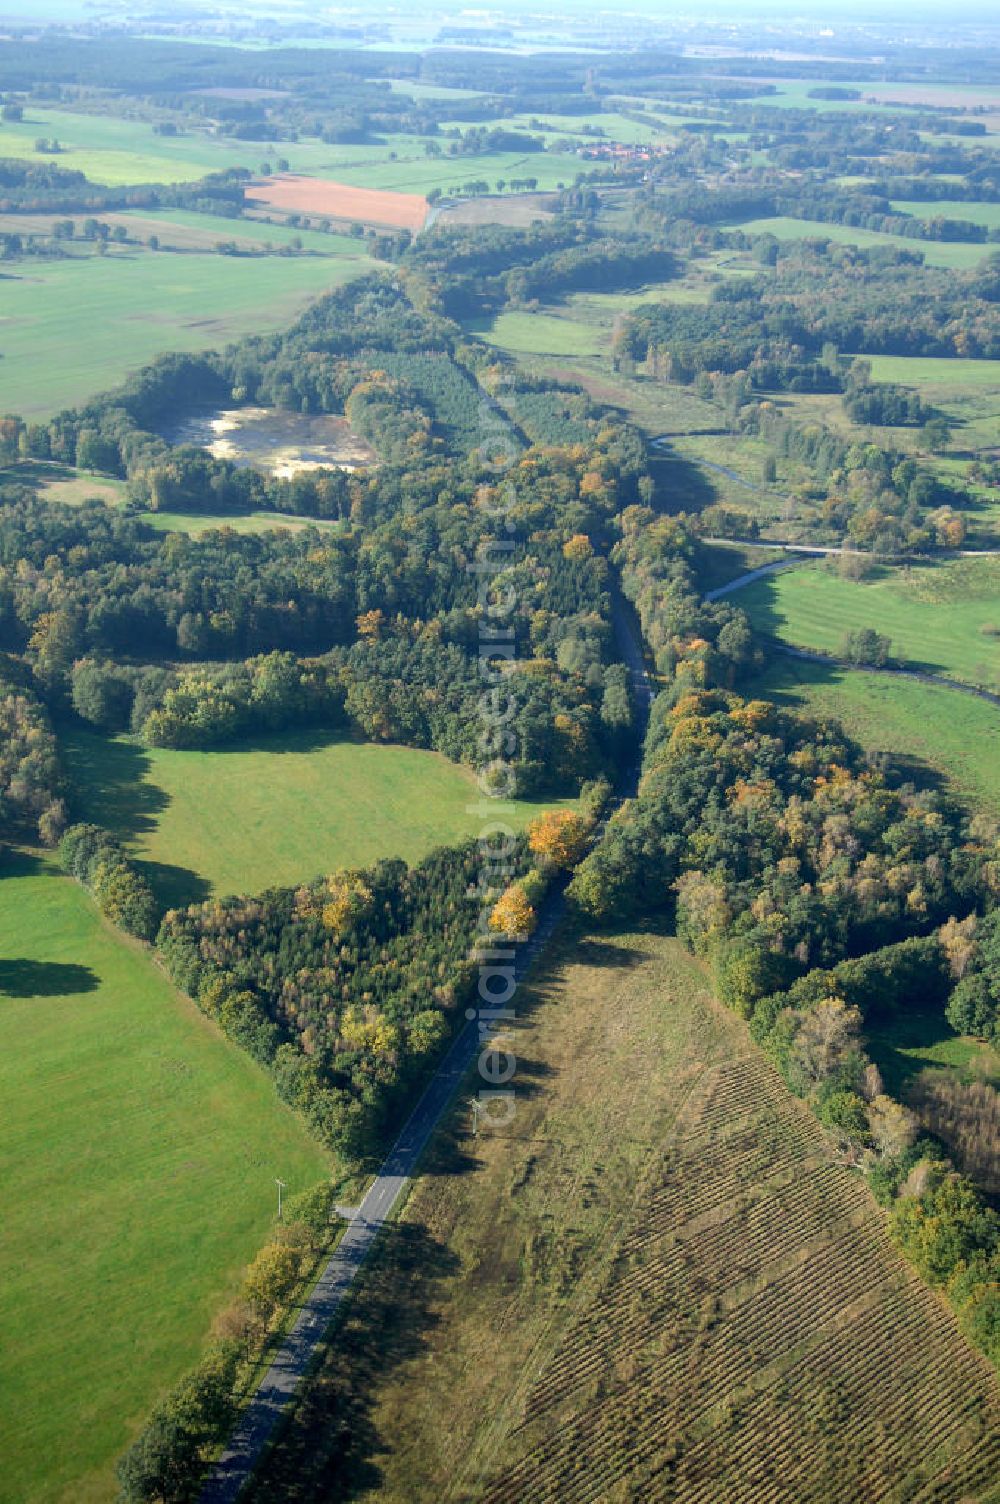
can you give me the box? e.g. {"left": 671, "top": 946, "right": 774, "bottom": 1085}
{"left": 245, "top": 174, "right": 428, "bottom": 231}
{"left": 248, "top": 926, "right": 1000, "bottom": 1504}
{"left": 438, "top": 192, "right": 557, "bottom": 227}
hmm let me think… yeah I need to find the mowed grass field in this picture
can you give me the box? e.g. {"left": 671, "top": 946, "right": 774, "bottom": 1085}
{"left": 752, "top": 656, "right": 1000, "bottom": 811}
{"left": 0, "top": 855, "right": 330, "bottom": 1504}
{"left": 62, "top": 730, "right": 576, "bottom": 908}
{"left": 0, "top": 250, "right": 370, "bottom": 417}
{"left": 249, "top": 924, "right": 1000, "bottom": 1504}
{"left": 864, "top": 354, "right": 1000, "bottom": 390}
{"left": 475, "top": 309, "right": 605, "bottom": 358}
{"left": 723, "top": 215, "right": 990, "bottom": 268}
{"left": 738, "top": 557, "right": 1000, "bottom": 688}
{"left": 891, "top": 199, "right": 1000, "bottom": 231}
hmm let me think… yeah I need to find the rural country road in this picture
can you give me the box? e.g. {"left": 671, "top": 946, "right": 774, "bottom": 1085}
{"left": 198, "top": 595, "right": 653, "bottom": 1504}
{"left": 704, "top": 557, "right": 797, "bottom": 600}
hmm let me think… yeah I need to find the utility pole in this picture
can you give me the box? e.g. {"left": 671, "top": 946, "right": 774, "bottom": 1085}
{"left": 275, "top": 1178, "right": 286, "bottom": 1220}
{"left": 468, "top": 1098, "right": 481, "bottom": 1137}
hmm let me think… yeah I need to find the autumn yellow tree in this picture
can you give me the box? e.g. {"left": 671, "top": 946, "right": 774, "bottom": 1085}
{"left": 527, "top": 809, "right": 592, "bottom": 869}
{"left": 489, "top": 882, "right": 537, "bottom": 938}
{"left": 356, "top": 608, "right": 385, "bottom": 641}
{"left": 322, "top": 873, "right": 374, "bottom": 935}
{"left": 241, "top": 1242, "right": 301, "bottom": 1324}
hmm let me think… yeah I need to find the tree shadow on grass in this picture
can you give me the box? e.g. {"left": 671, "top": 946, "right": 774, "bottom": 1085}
{"left": 648, "top": 450, "right": 718, "bottom": 516}
{"left": 247, "top": 1222, "right": 461, "bottom": 1503}
{"left": 748, "top": 656, "right": 953, "bottom": 799}
{"left": 59, "top": 730, "right": 170, "bottom": 842}
{"left": 866, "top": 1011, "right": 963, "bottom": 1098}
{"left": 59, "top": 731, "right": 210, "bottom": 909}
{"left": 201, "top": 724, "right": 347, "bottom": 758}
{"left": 0, "top": 958, "right": 99, "bottom": 998}
{"left": 1, "top": 848, "right": 46, "bottom": 879}
{"left": 135, "top": 858, "right": 212, "bottom": 913}
{"left": 572, "top": 936, "right": 649, "bottom": 970}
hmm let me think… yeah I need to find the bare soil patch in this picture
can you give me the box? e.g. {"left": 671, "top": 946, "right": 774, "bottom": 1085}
{"left": 245, "top": 174, "right": 428, "bottom": 231}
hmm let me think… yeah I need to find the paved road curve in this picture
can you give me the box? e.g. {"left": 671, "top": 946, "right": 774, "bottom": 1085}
{"left": 198, "top": 596, "right": 653, "bottom": 1504}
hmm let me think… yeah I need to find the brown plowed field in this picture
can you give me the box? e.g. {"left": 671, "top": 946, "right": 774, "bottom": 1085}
{"left": 245, "top": 174, "right": 428, "bottom": 231}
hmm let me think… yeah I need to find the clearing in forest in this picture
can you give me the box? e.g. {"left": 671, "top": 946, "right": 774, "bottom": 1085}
{"left": 62, "top": 729, "right": 577, "bottom": 909}
{"left": 246, "top": 926, "right": 1000, "bottom": 1504}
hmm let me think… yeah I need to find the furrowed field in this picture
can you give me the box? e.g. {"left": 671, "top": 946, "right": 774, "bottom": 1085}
{"left": 0, "top": 855, "right": 330, "bottom": 1504}
{"left": 738, "top": 557, "right": 1000, "bottom": 689}
{"left": 247, "top": 926, "right": 1000, "bottom": 1504}
{"left": 0, "top": 250, "right": 371, "bottom": 418}
{"left": 62, "top": 730, "right": 577, "bottom": 908}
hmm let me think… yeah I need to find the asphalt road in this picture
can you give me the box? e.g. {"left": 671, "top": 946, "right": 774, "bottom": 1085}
{"left": 198, "top": 595, "right": 653, "bottom": 1504}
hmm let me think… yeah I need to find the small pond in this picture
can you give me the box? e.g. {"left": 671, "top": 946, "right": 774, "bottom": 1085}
{"left": 162, "top": 406, "right": 376, "bottom": 478}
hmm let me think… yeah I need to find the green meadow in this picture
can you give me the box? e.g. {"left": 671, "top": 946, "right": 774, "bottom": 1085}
{"left": 738, "top": 557, "right": 1000, "bottom": 689}
{"left": 62, "top": 730, "right": 576, "bottom": 909}
{"left": 753, "top": 655, "right": 1000, "bottom": 811}
{"left": 475, "top": 309, "right": 604, "bottom": 358}
{"left": 890, "top": 199, "right": 1000, "bottom": 232}
{"left": 324, "top": 147, "right": 589, "bottom": 195}
{"left": 864, "top": 354, "right": 1000, "bottom": 390}
{"left": 0, "top": 249, "right": 369, "bottom": 418}
{"left": 722, "top": 216, "right": 990, "bottom": 269}
{"left": 121, "top": 208, "right": 367, "bottom": 255}
{"left": 0, "top": 105, "right": 594, "bottom": 198}
{"left": 0, "top": 855, "right": 330, "bottom": 1504}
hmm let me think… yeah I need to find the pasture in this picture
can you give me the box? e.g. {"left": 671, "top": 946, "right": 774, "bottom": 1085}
{"left": 864, "top": 354, "right": 1000, "bottom": 390}
{"left": 891, "top": 200, "right": 1000, "bottom": 232}
{"left": 249, "top": 923, "right": 1000, "bottom": 1504}
{"left": 0, "top": 207, "right": 363, "bottom": 254}
{"left": 0, "top": 854, "right": 330, "bottom": 1504}
{"left": 0, "top": 249, "right": 370, "bottom": 418}
{"left": 722, "top": 216, "right": 990, "bottom": 269}
{"left": 437, "top": 192, "right": 556, "bottom": 227}
{"left": 738, "top": 557, "right": 1000, "bottom": 689}
{"left": 313, "top": 147, "right": 590, "bottom": 197}
{"left": 1, "top": 459, "right": 128, "bottom": 507}
{"left": 0, "top": 105, "right": 596, "bottom": 202}
{"left": 747, "top": 77, "right": 1000, "bottom": 115}
{"left": 751, "top": 656, "right": 1000, "bottom": 812}
{"left": 62, "top": 729, "right": 577, "bottom": 908}
{"left": 475, "top": 309, "right": 604, "bottom": 358}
